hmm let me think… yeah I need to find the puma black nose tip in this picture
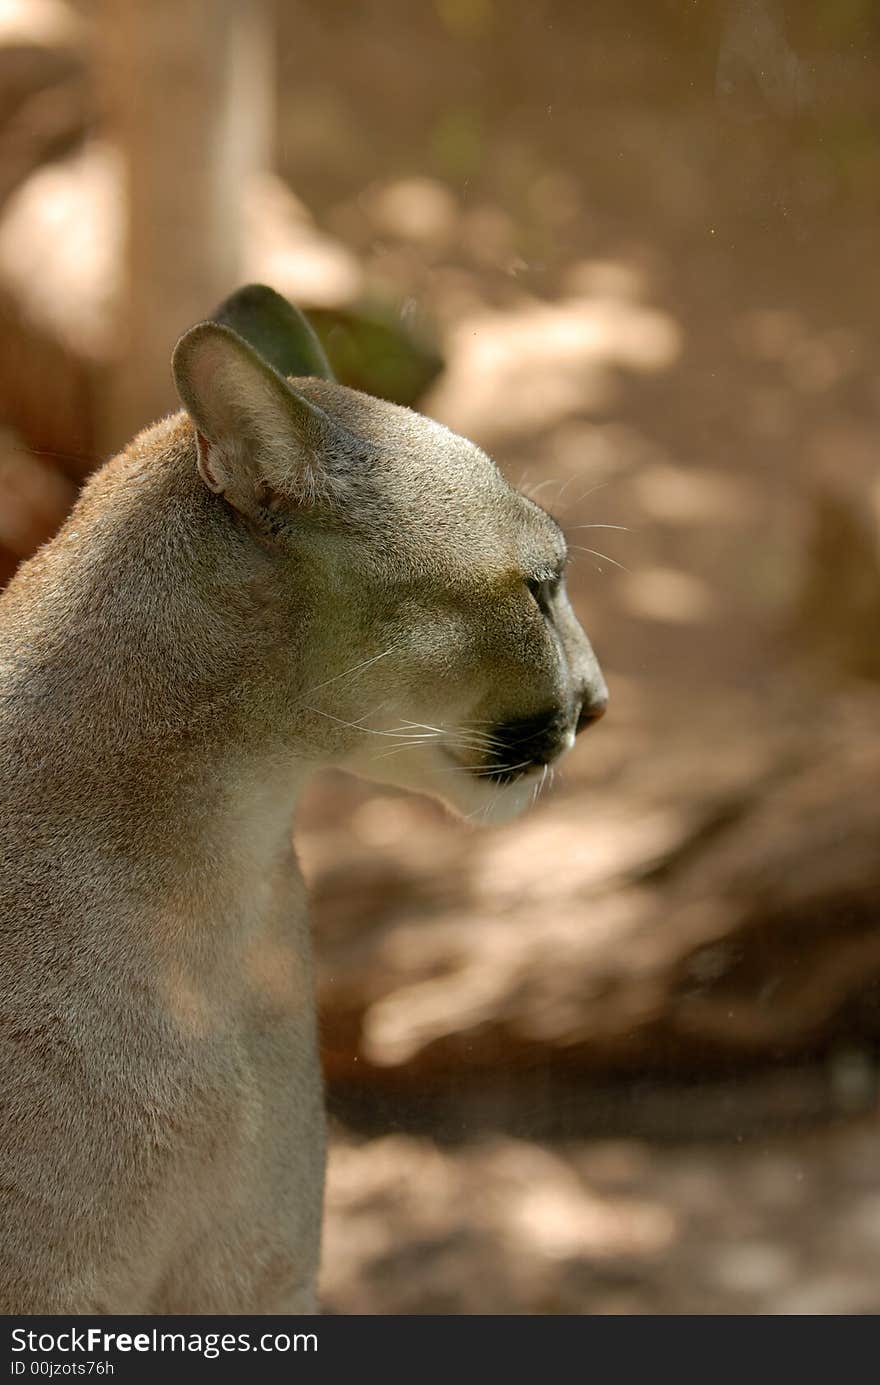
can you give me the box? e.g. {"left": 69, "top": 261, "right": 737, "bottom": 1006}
{"left": 575, "top": 693, "right": 608, "bottom": 735}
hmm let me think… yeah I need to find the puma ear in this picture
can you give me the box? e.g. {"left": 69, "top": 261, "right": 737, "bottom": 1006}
{"left": 171, "top": 321, "right": 334, "bottom": 515}
{"left": 209, "top": 283, "right": 335, "bottom": 382}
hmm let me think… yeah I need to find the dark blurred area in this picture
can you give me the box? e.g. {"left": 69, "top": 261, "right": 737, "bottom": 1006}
{"left": 2, "top": 0, "right": 880, "bottom": 1313}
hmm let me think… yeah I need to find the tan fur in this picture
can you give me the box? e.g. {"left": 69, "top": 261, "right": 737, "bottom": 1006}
{"left": 0, "top": 325, "right": 605, "bottom": 1313}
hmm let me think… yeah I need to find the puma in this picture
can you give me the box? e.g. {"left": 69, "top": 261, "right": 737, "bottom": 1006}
{"left": 0, "top": 286, "right": 606, "bottom": 1313}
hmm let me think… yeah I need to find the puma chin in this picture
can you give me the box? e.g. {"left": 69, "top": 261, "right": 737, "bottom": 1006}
{"left": 344, "top": 620, "right": 608, "bottom": 828}
{"left": 348, "top": 679, "right": 606, "bottom": 827}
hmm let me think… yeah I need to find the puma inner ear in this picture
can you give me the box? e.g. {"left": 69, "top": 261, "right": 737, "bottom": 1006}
{"left": 171, "top": 321, "right": 334, "bottom": 517}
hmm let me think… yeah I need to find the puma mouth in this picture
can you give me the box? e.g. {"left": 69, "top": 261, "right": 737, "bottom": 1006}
{"left": 479, "top": 708, "right": 573, "bottom": 784}
{"left": 439, "top": 743, "right": 534, "bottom": 784}
{"left": 480, "top": 748, "right": 572, "bottom": 786}
{"left": 443, "top": 720, "right": 574, "bottom": 786}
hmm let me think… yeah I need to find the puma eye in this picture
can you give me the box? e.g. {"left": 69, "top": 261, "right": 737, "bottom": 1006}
{"left": 525, "top": 576, "right": 544, "bottom": 601}
{"left": 525, "top": 573, "right": 561, "bottom": 611}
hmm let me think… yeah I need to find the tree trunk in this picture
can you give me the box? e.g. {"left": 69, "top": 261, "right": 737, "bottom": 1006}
{"left": 98, "top": 0, "right": 272, "bottom": 452}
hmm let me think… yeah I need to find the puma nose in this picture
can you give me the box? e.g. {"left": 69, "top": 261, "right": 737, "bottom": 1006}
{"left": 575, "top": 689, "right": 608, "bottom": 735}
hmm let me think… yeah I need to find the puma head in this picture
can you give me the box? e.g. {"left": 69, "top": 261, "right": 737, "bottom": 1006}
{"left": 172, "top": 290, "right": 607, "bottom": 823}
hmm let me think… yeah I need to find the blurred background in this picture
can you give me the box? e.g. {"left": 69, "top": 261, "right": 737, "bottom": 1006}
{"left": 3, "top": 0, "right": 880, "bottom": 1313}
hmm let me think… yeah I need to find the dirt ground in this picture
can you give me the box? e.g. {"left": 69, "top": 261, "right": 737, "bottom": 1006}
{"left": 320, "top": 1115, "right": 880, "bottom": 1314}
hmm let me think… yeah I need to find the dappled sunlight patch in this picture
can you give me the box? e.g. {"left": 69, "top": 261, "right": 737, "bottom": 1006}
{"left": 0, "top": 0, "right": 81, "bottom": 43}
{"left": 618, "top": 565, "right": 716, "bottom": 623}
{"left": 361, "top": 889, "right": 667, "bottom": 1065}
{"left": 424, "top": 294, "right": 682, "bottom": 444}
{"left": 478, "top": 807, "right": 694, "bottom": 902}
{"left": 507, "top": 1180, "right": 676, "bottom": 1261}
{"left": 326, "top": 1134, "right": 457, "bottom": 1219}
{"left": 245, "top": 173, "right": 364, "bottom": 308}
{"left": 485, "top": 1140, "right": 676, "bottom": 1260}
{"left": 365, "top": 176, "right": 459, "bottom": 250}
{"left": 362, "top": 957, "right": 512, "bottom": 1066}
{"left": 0, "top": 140, "right": 122, "bottom": 359}
{"left": 630, "top": 463, "right": 753, "bottom": 526}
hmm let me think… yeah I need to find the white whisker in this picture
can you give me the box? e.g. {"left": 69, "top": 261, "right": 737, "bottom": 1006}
{"left": 567, "top": 523, "right": 631, "bottom": 533}
{"left": 302, "top": 707, "right": 425, "bottom": 738}
{"left": 569, "top": 545, "right": 630, "bottom": 573}
{"left": 558, "top": 480, "right": 611, "bottom": 514}
{"left": 523, "top": 477, "right": 562, "bottom": 501}
{"left": 552, "top": 473, "right": 582, "bottom": 508}
{"left": 300, "top": 646, "right": 396, "bottom": 698}
{"left": 395, "top": 719, "right": 454, "bottom": 737}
